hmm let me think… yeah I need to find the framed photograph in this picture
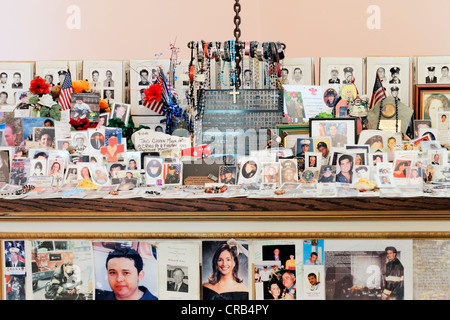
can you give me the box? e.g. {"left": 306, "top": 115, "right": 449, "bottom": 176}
{"left": 413, "top": 120, "right": 432, "bottom": 139}
{"left": 415, "top": 56, "right": 450, "bottom": 85}
{"left": 130, "top": 59, "right": 170, "bottom": 116}
{"left": 393, "top": 159, "right": 413, "bottom": 178}
{"left": 56, "top": 139, "right": 71, "bottom": 151}
{"left": 281, "top": 58, "right": 314, "bottom": 86}
{"left": 0, "top": 62, "right": 34, "bottom": 111}
{"left": 369, "top": 152, "right": 387, "bottom": 167}
{"left": 429, "top": 149, "right": 445, "bottom": 166}
{"left": 295, "top": 138, "right": 313, "bottom": 157}
{"left": 77, "top": 162, "right": 92, "bottom": 181}
{"left": 33, "top": 127, "right": 55, "bottom": 149}
{"left": 0, "top": 113, "right": 24, "bottom": 147}
{"left": 335, "top": 153, "right": 355, "bottom": 185}
{"left": 309, "top": 118, "right": 357, "bottom": 148}
{"left": 312, "top": 136, "right": 331, "bottom": 159}
{"left": 366, "top": 56, "right": 411, "bottom": 106}
{"left": 275, "top": 123, "right": 309, "bottom": 150}
{"left": 71, "top": 131, "right": 89, "bottom": 154}
{"left": 354, "top": 165, "right": 371, "bottom": 182}
{"left": 219, "top": 165, "right": 237, "bottom": 185}
{"left": 35, "top": 60, "right": 80, "bottom": 86}
{"left": 280, "top": 159, "right": 298, "bottom": 184}
{"left": 406, "top": 166, "right": 423, "bottom": 186}
{"left": 237, "top": 157, "right": 259, "bottom": 185}
{"left": 414, "top": 84, "right": 450, "bottom": 129}
{"left": 262, "top": 162, "right": 281, "bottom": 186}
{"left": 125, "top": 155, "right": 142, "bottom": 171}
{"left": 305, "top": 152, "right": 322, "bottom": 170}
{"left": 63, "top": 165, "right": 78, "bottom": 184}
{"left": 111, "top": 103, "right": 131, "bottom": 125}
{"left": 144, "top": 156, "right": 164, "bottom": 185}
{"left": 47, "top": 158, "right": 65, "bottom": 186}
{"left": 319, "top": 57, "right": 364, "bottom": 92}
{"left": 163, "top": 162, "right": 182, "bottom": 185}
{"left": 70, "top": 92, "right": 101, "bottom": 123}
{"left": 29, "top": 158, "right": 47, "bottom": 177}
{"left": 82, "top": 60, "right": 124, "bottom": 103}
{"left": 88, "top": 128, "right": 106, "bottom": 154}
{"left": 97, "top": 113, "right": 109, "bottom": 128}
{"left": 90, "top": 165, "right": 110, "bottom": 186}
{"left": 317, "top": 164, "right": 336, "bottom": 183}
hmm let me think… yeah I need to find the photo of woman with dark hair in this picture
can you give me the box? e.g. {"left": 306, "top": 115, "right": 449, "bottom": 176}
{"left": 202, "top": 242, "right": 249, "bottom": 300}
{"left": 393, "top": 160, "right": 410, "bottom": 178}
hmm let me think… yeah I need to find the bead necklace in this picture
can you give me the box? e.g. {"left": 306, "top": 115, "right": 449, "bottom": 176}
{"left": 264, "top": 42, "right": 270, "bottom": 89}
{"left": 230, "top": 40, "right": 236, "bottom": 87}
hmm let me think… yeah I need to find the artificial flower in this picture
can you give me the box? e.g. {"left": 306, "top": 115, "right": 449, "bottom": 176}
{"left": 69, "top": 117, "right": 90, "bottom": 131}
{"left": 144, "top": 83, "right": 163, "bottom": 103}
{"left": 39, "top": 94, "right": 55, "bottom": 107}
{"left": 99, "top": 100, "right": 110, "bottom": 112}
{"left": 29, "top": 77, "right": 50, "bottom": 95}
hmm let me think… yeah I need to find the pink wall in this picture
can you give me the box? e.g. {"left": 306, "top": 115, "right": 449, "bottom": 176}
{"left": 2, "top": 0, "right": 450, "bottom": 86}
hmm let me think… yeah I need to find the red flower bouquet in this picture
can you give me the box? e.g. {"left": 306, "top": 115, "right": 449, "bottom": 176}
{"left": 69, "top": 117, "right": 90, "bottom": 131}
{"left": 144, "top": 83, "right": 163, "bottom": 104}
{"left": 29, "top": 77, "right": 50, "bottom": 96}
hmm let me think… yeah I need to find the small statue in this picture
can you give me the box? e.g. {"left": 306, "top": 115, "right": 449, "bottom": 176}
{"left": 348, "top": 95, "right": 369, "bottom": 129}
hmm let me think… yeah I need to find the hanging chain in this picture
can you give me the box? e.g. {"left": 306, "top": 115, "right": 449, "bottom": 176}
{"left": 233, "top": 0, "right": 242, "bottom": 89}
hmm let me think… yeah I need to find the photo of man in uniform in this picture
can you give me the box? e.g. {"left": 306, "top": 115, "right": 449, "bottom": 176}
{"left": 425, "top": 66, "right": 437, "bottom": 83}
{"left": 286, "top": 92, "right": 305, "bottom": 123}
{"left": 389, "top": 67, "right": 401, "bottom": 84}
{"left": 164, "top": 164, "right": 180, "bottom": 184}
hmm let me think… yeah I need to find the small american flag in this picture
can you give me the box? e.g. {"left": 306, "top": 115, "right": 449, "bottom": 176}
{"left": 59, "top": 69, "right": 73, "bottom": 111}
{"left": 145, "top": 99, "right": 165, "bottom": 115}
{"left": 369, "top": 71, "right": 386, "bottom": 109}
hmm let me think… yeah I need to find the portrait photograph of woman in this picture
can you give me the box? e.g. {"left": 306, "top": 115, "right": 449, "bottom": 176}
{"left": 202, "top": 240, "right": 249, "bottom": 300}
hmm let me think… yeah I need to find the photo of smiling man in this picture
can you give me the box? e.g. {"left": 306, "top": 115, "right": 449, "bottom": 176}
{"left": 93, "top": 241, "right": 158, "bottom": 300}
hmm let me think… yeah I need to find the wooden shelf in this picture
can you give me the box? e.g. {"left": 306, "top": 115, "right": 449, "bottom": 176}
{"left": 0, "top": 197, "right": 449, "bottom": 221}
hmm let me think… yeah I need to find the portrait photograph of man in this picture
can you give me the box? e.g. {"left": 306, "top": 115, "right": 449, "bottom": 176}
{"left": 93, "top": 241, "right": 158, "bottom": 300}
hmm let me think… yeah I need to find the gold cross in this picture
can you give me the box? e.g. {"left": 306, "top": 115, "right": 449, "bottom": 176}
{"left": 229, "top": 88, "right": 240, "bottom": 104}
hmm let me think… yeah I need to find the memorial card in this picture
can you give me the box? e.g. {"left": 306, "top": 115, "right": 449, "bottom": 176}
{"left": 157, "top": 241, "right": 200, "bottom": 300}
